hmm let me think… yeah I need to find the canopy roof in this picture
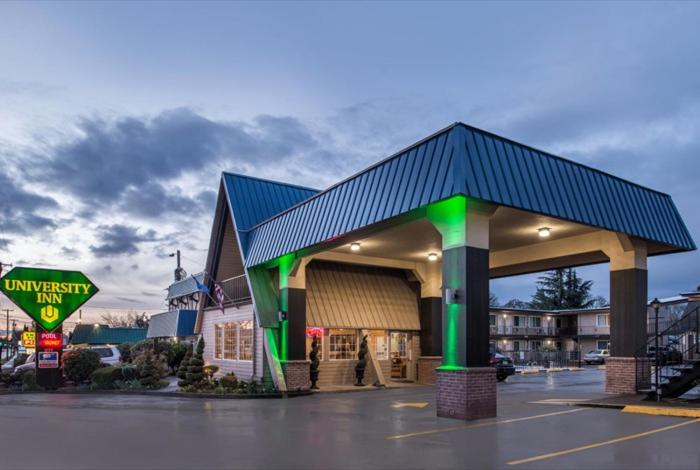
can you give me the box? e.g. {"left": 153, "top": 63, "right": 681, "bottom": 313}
{"left": 224, "top": 123, "right": 694, "bottom": 268}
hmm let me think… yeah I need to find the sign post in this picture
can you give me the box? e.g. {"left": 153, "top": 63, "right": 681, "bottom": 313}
{"left": 0, "top": 267, "right": 98, "bottom": 389}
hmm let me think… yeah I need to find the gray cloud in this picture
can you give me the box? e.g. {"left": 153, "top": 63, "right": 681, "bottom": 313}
{"left": 0, "top": 171, "right": 58, "bottom": 236}
{"left": 90, "top": 224, "right": 159, "bottom": 257}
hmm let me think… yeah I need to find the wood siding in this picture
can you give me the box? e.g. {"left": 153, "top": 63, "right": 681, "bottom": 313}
{"left": 200, "top": 304, "right": 262, "bottom": 381}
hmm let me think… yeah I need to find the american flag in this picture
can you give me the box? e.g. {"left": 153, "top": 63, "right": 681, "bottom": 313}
{"left": 214, "top": 281, "right": 226, "bottom": 314}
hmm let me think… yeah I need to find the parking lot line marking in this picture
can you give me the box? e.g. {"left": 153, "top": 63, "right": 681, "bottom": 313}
{"left": 391, "top": 402, "right": 429, "bottom": 409}
{"left": 507, "top": 418, "right": 700, "bottom": 466}
{"left": 385, "top": 408, "right": 588, "bottom": 440}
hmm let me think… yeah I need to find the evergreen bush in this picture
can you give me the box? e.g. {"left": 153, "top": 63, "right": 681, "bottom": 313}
{"left": 177, "top": 343, "right": 193, "bottom": 386}
{"left": 138, "top": 350, "right": 161, "bottom": 389}
{"left": 185, "top": 338, "right": 205, "bottom": 385}
{"left": 63, "top": 349, "right": 102, "bottom": 384}
{"left": 91, "top": 366, "right": 123, "bottom": 389}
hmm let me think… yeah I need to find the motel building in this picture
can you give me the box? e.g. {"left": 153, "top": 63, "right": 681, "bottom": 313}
{"left": 193, "top": 122, "right": 694, "bottom": 420}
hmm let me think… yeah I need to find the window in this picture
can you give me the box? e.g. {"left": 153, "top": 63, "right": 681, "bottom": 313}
{"left": 92, "top": 348, "right": 113, "bottom": 358}
{"left": 531, "top": 341, "right": 542, "bottom": 351}
{"left": 530, "top": 317, "right": 542, "bottom": 328}
{"left": 489, "top": 314, "right": 496, "bottom": 326}
{"left": 239, "top": 320, "right": 253, "bottom": 361}
{"left": 329, "top": 329, "right": 357, "bottom": 360}
{"left": 597, "top": 340, "right": 610, "bottom": 350}
{"left": 596, "top": 314, "right": 609, "bottom": 327}
{"left": 306, "top": 328, "right": 324, "bottom": 361}
{"left": 513, "top": 316, "right": 521, "bottom": 327}
{"left": 214, "top": 324, "right": 223, "bottom": 359}
{"left": 368, "top": 330, "right": 388, "bottom": 360}
{"left": 390, "top": 332, "right": 408, "bottom": 358}
{"left": 513, "top": 340, "right": 521, "bottom": 351}
{"left": 224, "top": 322, "right": 238, "bottom": 360}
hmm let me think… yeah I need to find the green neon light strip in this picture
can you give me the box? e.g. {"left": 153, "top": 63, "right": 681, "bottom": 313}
{"left": 275, "top": 252, "right": 296, "bottom": 362}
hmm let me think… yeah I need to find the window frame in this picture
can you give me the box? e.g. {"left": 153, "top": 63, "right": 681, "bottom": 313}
{"left": 596, "top": 314, "right": 610, "bottom": 327}
{"left": 328, "top": 329, "right": 358, "bottom": 361}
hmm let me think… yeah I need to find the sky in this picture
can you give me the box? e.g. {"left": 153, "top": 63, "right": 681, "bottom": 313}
{"left": 1, "top": 2, "right": 699, "bottom": 328}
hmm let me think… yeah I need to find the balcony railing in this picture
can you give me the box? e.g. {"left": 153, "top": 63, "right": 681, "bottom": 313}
{"left": 489, "top": 326, "right": 559, "bottom": 336}
{"left": 576, "top": 326, "right": 610, "bottom": 336}
{"left": 219, "top": 275, "right": 251, "bottom": 304}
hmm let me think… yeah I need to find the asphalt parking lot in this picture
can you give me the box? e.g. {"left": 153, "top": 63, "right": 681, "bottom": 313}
{"left": 1, "top": 368, "right": 698, "bottom": 470}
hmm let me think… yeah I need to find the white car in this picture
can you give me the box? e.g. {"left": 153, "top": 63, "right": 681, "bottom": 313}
{"left": 1, "top": 353, "right": 30, "bottom": 375}
{"left": 87, "top": 345, "right": 122, "bottom": 366}
{"left": 584, "top": 349, "right": 610, "bottom": 365}
{"left": 12, "top": 353, "right": 36, "bottom": 376}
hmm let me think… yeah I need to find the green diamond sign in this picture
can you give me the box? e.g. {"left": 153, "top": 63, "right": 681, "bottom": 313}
{"left": 0, "top": 267, "right": 99, "bottom": 332}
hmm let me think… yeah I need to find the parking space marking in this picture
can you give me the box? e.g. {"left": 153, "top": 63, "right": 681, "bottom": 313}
{"left": 529, "top": 398, "right": 592, "bottom": 405}
{"left": 385, "top": 408, "right": 588, "bottom": 440}
{"left": 391, "top": 402, "right": 429, "bottom": 409}
{"left": 507, "top": 418, "right": 700, "bottom": 466}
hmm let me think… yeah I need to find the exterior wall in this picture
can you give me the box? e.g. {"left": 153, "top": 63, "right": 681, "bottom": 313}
{"left": 605, "top": 357, "right": 650, "bottom": 394}
{"left": 417, "top": 356, "right": 441, "bottom": 384}
{"left": 201, "top": 304, "right": 260, "bottom": 381}
{"left": 436, "top": 368, "right": 497, "bottom": 420}
{"left": 578, "top": 312, "right": 610, "bottom": 336}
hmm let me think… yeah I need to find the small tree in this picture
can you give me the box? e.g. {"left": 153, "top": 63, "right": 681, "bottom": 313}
{"left": 355, "top": 335, "right": 368, "bottom": 386}
{"left": 139, "top": 350, "right": 160, "bottom": 389}
{"left": 309, "top": 336, "right": 320, "bottom": 390}
{"left": 185, "top": 338, "right": 205, "bottom": 385}
{"left": 177, "top": 343, "right": 193, "bottom": 386}
{"left": 63, "top": 349, "right": 102, "bottom": 384}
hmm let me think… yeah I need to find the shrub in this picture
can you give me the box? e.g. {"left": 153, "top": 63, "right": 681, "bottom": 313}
{"left": 113, "top": 379, "right": 144, "bottom": 390}
{"left": 117, "top": 343, "right": 133, "bottom": 363}
{"left": 177, "top": 344, "right": 193, "bottom": 385}
{"left": 185, "top": 338, "right": 205, "bottom": 385}
{"left": 22, "top": 370, "right": 41, "bottom": 392}
{"left": 63, "top": 349, "right": 102, "bottom": 384}
{"left": 169, "top": 342, "right": 188, "bottom": 371}
{"left": 119, "top": 364, "right": 139, "bottom": 381}
{"left": 219, "top": 373, "right": 237, "bottom": 390}
{"left": 92, "top": 366, "right": 123, "bottom": 390}
{"left": 203, "top": 365, "right": 219, "bottom": 379}
{"left": 139, "top": 350, "right": 161, "bottom": 389}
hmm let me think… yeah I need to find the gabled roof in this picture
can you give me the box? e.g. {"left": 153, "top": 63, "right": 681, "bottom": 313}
{"left": 240, "top": 123, "right": 694, "bottom": 267}
{"left": 166, "top": 272, "right": 204, "bottom": 300}
{"left": 69, "top": 324, "right": 147, "bottom": 345}
{"left": 147, "top": 309, "right": 197, "bottom": 338}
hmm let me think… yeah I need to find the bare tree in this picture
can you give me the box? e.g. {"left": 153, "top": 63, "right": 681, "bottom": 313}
{"left": 100, "top": 311, "right": 149, "bottom": 328}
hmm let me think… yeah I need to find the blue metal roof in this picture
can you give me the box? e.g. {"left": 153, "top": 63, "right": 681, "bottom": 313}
{"left": 166, "top": 272, "right": 205, "bottom": 300}
{"left": 70, "top": 325, "right": 147, "bottom": 345}
{"left": 222, "top": 172, "right": 319, "bottom": 232}
{"left": 147, "top": 309, "right": 197, "bottom": 338}
{"left": 234, "top": 123, "right": 694, "bottom": 267}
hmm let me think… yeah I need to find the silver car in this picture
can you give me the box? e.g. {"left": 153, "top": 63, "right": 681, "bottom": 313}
{"left": 584, "top": 349, "right": 610, "bottom": 365}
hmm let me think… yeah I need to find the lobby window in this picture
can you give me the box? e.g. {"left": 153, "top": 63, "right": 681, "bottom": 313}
{"left": 214, "top": 324, "right": 223, "bottom": 359}
{"left": 530, "top": 317, "right": 542, "bottom": 328}
{"left": 329, "top": 329, "right": 357, "bottom": 360}
{"left": 596, "top": 314, "right": 610, "bottom": 327}
{"left": 305, "top": 327, "right": 324, "bottom": 361}
{"left": 239, "top": 320, "right": 253, "bottom": 361}
{"left": 224, "top": 322, "right": 238, "bottom": 360}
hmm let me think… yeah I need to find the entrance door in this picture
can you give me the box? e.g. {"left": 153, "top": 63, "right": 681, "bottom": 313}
{"left": 390, "top": 332, "right": 409, "bottom": 379}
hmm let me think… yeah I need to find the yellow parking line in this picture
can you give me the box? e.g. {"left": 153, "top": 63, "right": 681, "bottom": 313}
{"left": 386, "top": 408, "right": 588, "bottom": 440}
{"left": 507, "top": 418, "right": 700, "bottom": 466}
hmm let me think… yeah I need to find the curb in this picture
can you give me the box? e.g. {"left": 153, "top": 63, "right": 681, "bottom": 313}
{"left": 622, "top": 405, "right": 700, "bottom": 418}
{"left": 0, "top": 389, "right": 313, "bottom": 399}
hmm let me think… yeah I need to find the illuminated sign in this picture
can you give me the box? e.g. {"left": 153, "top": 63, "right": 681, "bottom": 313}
{"left": 38, "top": 332, "right": 63, "bottom": 349}
{"left": 22, "top": 331, "right": 36, "bottom": 348}
{"left": 306, "top": 327, "right": 324, "bottom": 338}
{"left": 0, "top": 267, "right": 98, "bottom": 332}
{"left": 38, "top": 351, "right": 59, "bottom": 369}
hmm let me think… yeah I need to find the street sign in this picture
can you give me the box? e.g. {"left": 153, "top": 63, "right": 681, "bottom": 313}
{"left": 0, "top": 267, "right": 98, "bottom": 332}
{"left": 22, "top": 331, "right": 36, "bottom": 348}
{"left": 38, "top": 351, "right": 59, "bottom": 369}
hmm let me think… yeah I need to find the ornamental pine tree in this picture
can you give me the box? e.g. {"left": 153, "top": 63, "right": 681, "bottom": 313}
{"left": 139, "top": 350, "right": 160, "bottom": 389}
{"left": 185, "top": 338, "right": 205, "bottom": 385}
{"left": 177, "top": 343, "right": 193, "bottom": 385}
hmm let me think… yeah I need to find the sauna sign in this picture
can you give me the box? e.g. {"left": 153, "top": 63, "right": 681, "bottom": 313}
{"left": 0, "top": 267, "right": 98, "bottom": 332}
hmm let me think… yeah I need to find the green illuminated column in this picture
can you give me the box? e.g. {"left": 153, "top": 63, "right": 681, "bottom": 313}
{"left": 427, "top": 196, "right": 492, "bottom": 369}
{"left": 278, "top": 254, "right": 308, "bottom": 362}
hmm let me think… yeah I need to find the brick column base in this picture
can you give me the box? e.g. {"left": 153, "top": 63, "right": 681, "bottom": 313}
{"left": 417, "top": 356, "right": 442, "bottom": 385}
{"left": 282, "top": 360, "right": 311, "bottom": 391}
{"left": 437, "top": 368, "right": 496, "bottom": 420}
{"left": 605, "top": 356, "right": 650, "bottom": 394}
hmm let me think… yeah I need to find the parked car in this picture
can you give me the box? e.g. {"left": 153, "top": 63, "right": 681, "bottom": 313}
{"left": 87, "top": 345, "right": 122, "bottom": 366}
{"left": 1, "top": 353, "right": 29, "bottom": 375}
{"left": 11, "top": 353, "right": 36, "bottom": 377}
{"left": 583, "top": 349, "right": 610, "bottom": 365}
{"left": 491, "top": 352, "right": 516, "bottom": 381}
{"left": 647, "top": 346, "right": 682, "bottom": 365}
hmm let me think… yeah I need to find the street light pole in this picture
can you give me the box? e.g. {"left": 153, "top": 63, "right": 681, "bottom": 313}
{"left": 651, "top": 298, "right": 661, "bottom": 402}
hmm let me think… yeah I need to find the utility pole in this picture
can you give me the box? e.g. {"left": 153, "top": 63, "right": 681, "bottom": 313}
{"left": 2, "top": 308, "right": 13, "bottom": 361}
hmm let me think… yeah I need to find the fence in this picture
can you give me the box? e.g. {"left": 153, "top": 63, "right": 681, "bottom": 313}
{"left": 500, "top": 349, "right": 582, "bottom": 368}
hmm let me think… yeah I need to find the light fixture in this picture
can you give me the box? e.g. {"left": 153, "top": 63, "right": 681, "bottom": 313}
{"left": 427, "top": 252, "right": 439, "bottom": 262}
{"left": 502, "top": 314, "right": 507, "bottom": 319}
{"left": 350, "top": 242, "right": 361, "bottom": 252}
{"left": 94, "top": 323, "right": 100, "bottom": 328}
{"left": 538, "top": 227, "right": 551, "bottom": 238}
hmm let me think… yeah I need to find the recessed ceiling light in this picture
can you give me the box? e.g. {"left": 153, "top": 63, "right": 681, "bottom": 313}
{"left": 538, "top": 227, "right": 551, "bottom": 238}
{"left": 427, "top": 252, "right": 439, "bottom": 262}
{"left": 350, "top": 242, "right": 361, "bottom": 252}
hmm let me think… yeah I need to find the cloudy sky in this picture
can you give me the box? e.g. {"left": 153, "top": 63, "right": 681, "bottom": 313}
{"left": 1, "top": 2, "right": 699, "bottom": 327}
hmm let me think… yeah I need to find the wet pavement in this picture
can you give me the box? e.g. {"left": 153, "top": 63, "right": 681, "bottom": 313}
{"left": 1, "top": 368, "right": 698, "bottom": 469}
